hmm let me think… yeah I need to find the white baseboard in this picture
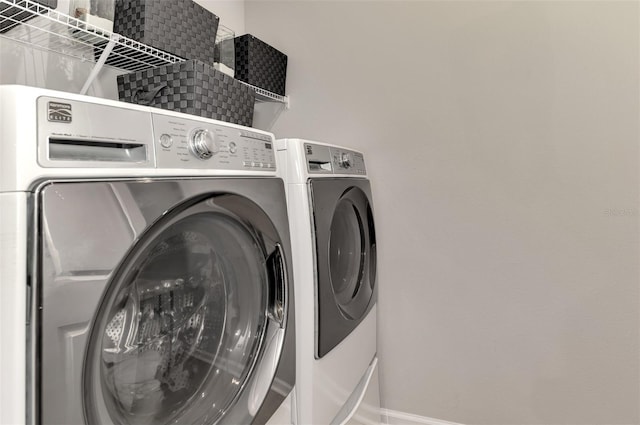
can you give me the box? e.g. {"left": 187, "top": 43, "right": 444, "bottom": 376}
{"left": 380, "top": 409, "right": 465, "bottom": 425}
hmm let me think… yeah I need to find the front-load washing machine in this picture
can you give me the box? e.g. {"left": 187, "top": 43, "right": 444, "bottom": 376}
{"left": 0, "top": 85, "right": 295, "bottom": 425}
{"left": 276, "top": 139, "right": 380, "bottom": 425}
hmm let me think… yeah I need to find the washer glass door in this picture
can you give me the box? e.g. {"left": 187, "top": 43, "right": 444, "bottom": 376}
{"left": 83, "top": 197, "right": 273, "bottom": 425}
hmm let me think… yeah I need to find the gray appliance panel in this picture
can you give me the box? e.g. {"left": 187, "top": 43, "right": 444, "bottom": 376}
{"left": 309, "top": 177, "right": 377, "bottom": 359}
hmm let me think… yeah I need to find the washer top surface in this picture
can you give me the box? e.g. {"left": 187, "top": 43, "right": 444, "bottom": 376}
{"left": 275, "top": 138, "right": 368, "bottom": 184}
{"left": 0, "top": 85, "right": 278, "bottom": 192}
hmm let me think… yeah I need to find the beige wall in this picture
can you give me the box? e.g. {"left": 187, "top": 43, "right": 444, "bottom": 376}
{"left": 196, "top": 0, "right": 246, "bottom": 35}
{"left": 245, "top": 1, "right": 640, "bottom": 424}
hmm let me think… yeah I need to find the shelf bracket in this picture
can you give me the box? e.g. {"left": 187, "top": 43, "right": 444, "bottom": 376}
{"left": 80, "top": 34, "right": 119, "bottom": 95}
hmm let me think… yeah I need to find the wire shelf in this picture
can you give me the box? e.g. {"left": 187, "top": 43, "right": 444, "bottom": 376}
{"left": 0, "top": 0, "right": 184, "bottom": 71}
{"left": 0, "top": 0, "right": 289, "bottom": 120}
{"left": 241, "top": 82, "right": 288, "bottom": 105}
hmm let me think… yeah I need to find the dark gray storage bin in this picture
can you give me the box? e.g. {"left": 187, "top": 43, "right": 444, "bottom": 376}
{"left": 117, "top": 60, "right": 256, "bottom": 127}
{"left": 0, "top": 0, "right": 58, "bottom": 33}
{"left": 231, "top": 34, "right": 287, "bottom": 96}
{"left": 113, "top": 0, "right": 219, "bottom": 65}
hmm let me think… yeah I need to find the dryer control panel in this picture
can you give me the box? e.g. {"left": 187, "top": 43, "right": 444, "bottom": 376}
{"left": 36, "top": 94, "right": 275, "bottom": 171}
{"left": 304, "top": 142, "right": 366, "bottom": 175}
{"left": 152, "top": 114, "right": 276, "bottom": 170}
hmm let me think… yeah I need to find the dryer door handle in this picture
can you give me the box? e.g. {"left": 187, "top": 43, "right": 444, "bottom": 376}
{"left": 267, "top": 243, "right": 287, "bottom": 327}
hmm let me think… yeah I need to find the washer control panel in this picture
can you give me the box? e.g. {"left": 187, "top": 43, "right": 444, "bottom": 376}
{"left": 153, "top": 114, "right": 276, "bottom": 170}
{"left": 304, "top": 142, "right": 366, "bottom": 175}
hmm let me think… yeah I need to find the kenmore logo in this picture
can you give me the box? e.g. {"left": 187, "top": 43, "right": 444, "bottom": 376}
{"left": 48, "top": 101, "right": 72, "bottom": 123}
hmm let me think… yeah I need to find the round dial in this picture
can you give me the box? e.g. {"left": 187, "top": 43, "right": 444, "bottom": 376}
{"left": 189, "top": 128, "right": 218, "bottom": 160}
{"left": 159, "top": 133, "right": 173, "bottom": 148}
{"left": 338, "top": 153, "right": 352, "bottom": 169}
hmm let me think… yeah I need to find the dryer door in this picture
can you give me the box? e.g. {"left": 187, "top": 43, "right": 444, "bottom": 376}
{"left": 83, "top": 194, "right": 287, "bottom": 425}
{"left": 38, "top": 179, "right": 294, "bottom": 425}
{"left": 309, "top": 178, "right": 377, "bottom": 358}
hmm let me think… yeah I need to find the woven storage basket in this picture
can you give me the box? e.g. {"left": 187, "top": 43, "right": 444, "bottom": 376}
{"left": 117, "top": 60, "right": 256, "bottom": 127}
{"left": 230, "top": 34, "right": 287, "bottom": 96}
{"left": 113, "top": 0, "right": 219, "bottom": 65}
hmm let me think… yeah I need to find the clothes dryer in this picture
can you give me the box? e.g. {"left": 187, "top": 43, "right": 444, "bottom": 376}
{"left": 276, "top": 139, "right": 380, "bottom": 425}
{"left": 0, "top": 85, "right": 295, "bottom": 425}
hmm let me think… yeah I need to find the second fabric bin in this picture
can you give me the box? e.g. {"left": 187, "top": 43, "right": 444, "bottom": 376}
{"left": 117, "top": 60, "right": 256, "bottom": 127}
{"left": 229, "top": 34, "right": 288, "bottom": 96}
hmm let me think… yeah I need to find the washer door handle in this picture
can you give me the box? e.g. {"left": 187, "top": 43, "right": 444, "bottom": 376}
{"left": 266, "top": 243, "right": 287, "bottom": 327}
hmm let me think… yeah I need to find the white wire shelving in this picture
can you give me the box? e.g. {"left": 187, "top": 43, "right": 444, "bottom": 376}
{"left": 0, "top": 0, "right": 183, "bottom": 70}
{"left": 244, "top": 82, "right": 289, "bottom": 107}
{"left": 0, "top": 0, "right": 290, "bottom": 111}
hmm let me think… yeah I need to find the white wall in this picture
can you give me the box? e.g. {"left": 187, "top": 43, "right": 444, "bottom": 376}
{"left": 245, "top": 1, "right": 640, "bottom": 424}
{"left": 196, "top": 0, "right": 245, "bottom": 35}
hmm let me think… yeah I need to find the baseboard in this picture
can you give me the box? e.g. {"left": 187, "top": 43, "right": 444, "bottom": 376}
{"left": 381, "top": 409, "right": 465, "bottom": 425}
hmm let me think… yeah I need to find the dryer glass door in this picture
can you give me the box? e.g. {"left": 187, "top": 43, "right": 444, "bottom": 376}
{"left": 310, "top": 178, "right": 377, "bottom": 358}
{"left": 82, "top": 194, "right": 282, "bottom": 425}
{"left": 327, "top": 186, "right": 376, "bottom": 320}
{"left": 329, "top": 188, "right": 375, "bottom": 319}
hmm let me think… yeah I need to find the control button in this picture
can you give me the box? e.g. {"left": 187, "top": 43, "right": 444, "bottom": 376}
{"left": 159, "top": 134, "right": 173, "bottom": 148}
{"left": 229, "top": 141, "right": 237, "bottom": 154}
{"left": 243, "top": 161, "right": 251, "bottom": 167}
{"left": 338, "top": 152, "right": 352, "bottom": 169}
{"left": 189, "top": 128, "right": 220, "bottom": 160}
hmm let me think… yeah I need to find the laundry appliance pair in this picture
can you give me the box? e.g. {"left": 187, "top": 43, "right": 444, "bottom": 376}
{"left": 0, "top": 85, "right": 295, "bottom": 425}
{"left": 0, "top": 85, "right": 380, "bottom": 425}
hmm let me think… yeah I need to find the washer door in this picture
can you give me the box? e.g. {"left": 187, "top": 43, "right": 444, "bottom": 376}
{"left": 81, "top": 191, "right": 288, "bottom": 424}
{"left": 310, "top": 178, "right": 377, "bottom": 358}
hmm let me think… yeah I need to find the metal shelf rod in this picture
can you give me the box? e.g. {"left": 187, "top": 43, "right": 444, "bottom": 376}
{"left": 80, "top": 34, "right": 117, "bottom": 95}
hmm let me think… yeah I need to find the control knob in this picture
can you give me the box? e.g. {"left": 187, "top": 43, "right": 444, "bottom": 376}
{"left": 189, "top": 128, "right": 218, "bottom": 160}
